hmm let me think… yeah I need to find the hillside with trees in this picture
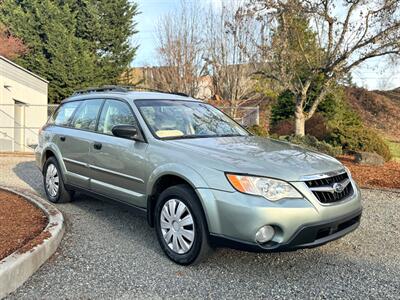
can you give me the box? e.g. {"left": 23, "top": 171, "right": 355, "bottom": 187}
{"left": 346, "top": 87, "right": 400, "bottom": 142}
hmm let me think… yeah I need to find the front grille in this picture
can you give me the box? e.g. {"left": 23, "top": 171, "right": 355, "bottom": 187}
{"left": 305, "top": 172, "right": 354, "bottom": 204}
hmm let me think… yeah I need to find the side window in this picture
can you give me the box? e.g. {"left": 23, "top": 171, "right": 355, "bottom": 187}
{"left": 48, "top": 102, "right": 80, "bottom": 126}
{"left": 70, "top": 99, "right": 103, "bottom": 131}
{"left": 97, "top": 100, "right": 136, "bottom": 135}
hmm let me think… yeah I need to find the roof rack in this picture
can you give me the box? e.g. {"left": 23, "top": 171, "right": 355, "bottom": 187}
{"left": 72, "top": 85, "right": 189, "bottom": 97}
{"left": 72, "top": 85, "right": 130, "bottom": 95}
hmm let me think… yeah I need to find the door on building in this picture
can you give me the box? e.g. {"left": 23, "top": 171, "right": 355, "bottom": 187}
{"left": 14, "top": 100, "right": 26, "bottom": 152}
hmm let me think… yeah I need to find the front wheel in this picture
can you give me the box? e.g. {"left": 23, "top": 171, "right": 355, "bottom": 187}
{"left": 154, "top": 184, "right": 212, "bottom": 265}
{"left": 43, "top": 156, "right": 74, "bottom": 203}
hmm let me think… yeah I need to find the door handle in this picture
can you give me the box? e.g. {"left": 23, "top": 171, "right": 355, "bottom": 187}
{"left": 60, "top": 136, "right": 66, "bottom": 142}
{"left": 93, "top": 142, "right": 102, "bottom": 150}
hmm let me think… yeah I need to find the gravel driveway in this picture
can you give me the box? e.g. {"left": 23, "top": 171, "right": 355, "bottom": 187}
{"left": 1, "top": 156, "right": 400, "bottom": 299}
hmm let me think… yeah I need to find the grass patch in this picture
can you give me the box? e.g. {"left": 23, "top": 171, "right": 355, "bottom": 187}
{"left": 387, "top": 141, "right": 400, "bottom": 162}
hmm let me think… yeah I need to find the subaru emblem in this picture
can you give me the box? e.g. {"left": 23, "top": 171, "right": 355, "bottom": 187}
{"left": 333, "top": 182, "right": 345, "bottom": 193}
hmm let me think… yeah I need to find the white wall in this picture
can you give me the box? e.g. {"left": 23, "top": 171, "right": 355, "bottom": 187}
{"left": 0, "top": 56, "right": 48, "bottom": 151}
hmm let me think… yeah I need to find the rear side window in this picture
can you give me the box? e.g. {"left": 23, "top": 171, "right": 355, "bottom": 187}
{"left": 70, "top": 99, "right": 103, "bottom": 131}
{"left": 97, "top": 100, "right": 136, "bottom": 135}
{"left": 49, "top": 102, "right": 80, "bottom": 126}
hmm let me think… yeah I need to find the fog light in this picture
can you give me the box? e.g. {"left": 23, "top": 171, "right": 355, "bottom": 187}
{"left": 255, "top": 225, "right": 275, "bottom": 243}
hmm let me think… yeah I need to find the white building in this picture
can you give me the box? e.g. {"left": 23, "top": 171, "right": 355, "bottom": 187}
{"left": 0, "top": 56, "right": 48, "bottom": 152}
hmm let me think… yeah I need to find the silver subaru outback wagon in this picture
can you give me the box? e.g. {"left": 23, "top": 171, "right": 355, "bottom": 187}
{"left": 36, "top": 86, "right": 362, "bottom": 265}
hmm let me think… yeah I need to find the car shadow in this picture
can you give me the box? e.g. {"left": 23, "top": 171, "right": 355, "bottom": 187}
{"left": 13, "top": 160, "right": 46, "bottom": 196}
{"left": 12, "top": 160, "right": 161, "bottom": 254}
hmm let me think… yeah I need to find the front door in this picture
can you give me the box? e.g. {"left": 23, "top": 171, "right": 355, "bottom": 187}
{"left": 89, "top": 99, "right": 148, "bottom": 208}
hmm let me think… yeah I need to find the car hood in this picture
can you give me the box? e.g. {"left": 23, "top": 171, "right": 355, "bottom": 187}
{"left": 167, "top": 136, "right": 344, "bottom": 182}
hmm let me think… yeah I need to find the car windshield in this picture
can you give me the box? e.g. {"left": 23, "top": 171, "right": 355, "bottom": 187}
{"left": 136, "top": 100, "right": 249, "bottom": 140}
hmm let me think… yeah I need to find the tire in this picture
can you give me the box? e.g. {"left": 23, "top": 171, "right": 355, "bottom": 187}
{"left": 43, "top": 156, "right": 74, "bottom": 203}
{"left": 154, "top": 184, "right": 212, "bottom": 265}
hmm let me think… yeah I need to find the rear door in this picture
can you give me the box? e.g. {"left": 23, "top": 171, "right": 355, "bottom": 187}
{"left": 89, "top": 99, "right": 148, "bottom": 208}
{"left": 58, "top": 99, "right": 103, "bottom": 189}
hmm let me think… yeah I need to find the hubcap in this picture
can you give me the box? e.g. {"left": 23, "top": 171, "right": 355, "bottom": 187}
{"left": 45, "top": 164, "right": 59, "bottom": 197}
{"left": 160, "top": 199, "right": 195, "bottom": 254}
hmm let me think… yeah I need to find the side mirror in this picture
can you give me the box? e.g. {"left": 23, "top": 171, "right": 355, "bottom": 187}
{"left": 111, "top": 125, "right": 138, "bottom": 140}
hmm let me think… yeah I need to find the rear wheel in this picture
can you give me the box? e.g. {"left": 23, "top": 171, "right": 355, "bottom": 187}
{"left": 43, "top": 156, "right": 74, "bottom": 203}
{"left": 154, "top": 184, "right": 212, "bottom": 265}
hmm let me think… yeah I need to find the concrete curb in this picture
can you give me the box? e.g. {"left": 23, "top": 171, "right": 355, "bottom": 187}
{"left": 0, "top": 186, "right": 65, "bottom": 299}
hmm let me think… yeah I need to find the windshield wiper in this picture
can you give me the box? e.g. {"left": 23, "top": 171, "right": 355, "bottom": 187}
{"left": 163, "top": 135, "right": 215, "bottom": 140}
{"left": 215, "top": 134, "right": 245, "bottom": 137}
{"left": 163, "top": 134, "right": 246, "bottom": 140}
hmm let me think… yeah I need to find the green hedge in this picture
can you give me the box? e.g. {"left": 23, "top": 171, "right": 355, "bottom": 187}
{"left": 247, "top": 125, "right": 269, "bottom": 137}
{"left": 328, "top": 127, "right": 392, "bottom": 161}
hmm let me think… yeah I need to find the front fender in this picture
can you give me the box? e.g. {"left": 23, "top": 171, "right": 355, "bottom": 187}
{"left": 146, "top": 163, "right": 220, "bottom": 228}
{"left": 146, "top": 163, "right": 209, "bottom": 195}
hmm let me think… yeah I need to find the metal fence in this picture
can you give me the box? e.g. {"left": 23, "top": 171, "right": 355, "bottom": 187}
{"left": 219, "top": 106, "right": 259, "bottom": 127}
{"left": 0, "top": 104, "right": 259, "bottom": 152}
{"left": 0, "top": 104, "right": 58, "bottom": 152}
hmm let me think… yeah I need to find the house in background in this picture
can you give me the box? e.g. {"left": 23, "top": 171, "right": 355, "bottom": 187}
{"left": 0, "top": 55, "right": 48, "bottom": 152}
{"left": 120, "top": 67, "right": 213, "bottom": 100}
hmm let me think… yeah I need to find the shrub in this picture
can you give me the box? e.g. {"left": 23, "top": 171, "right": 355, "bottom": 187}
{"left": 248, "top": 125, "right": 268, "bottom": 137}
{"left": 328, "top": 127, "right": 392, "bottom": 161}
{"left": 269, "top": 86, "right": 392, "bottom": 161}
{"left": 305, "top": 113, "right": 330, "bottom": 140}
{"left": 279, "top": 134, "right": 342, "bottom": 157}
{"left": 270, "top": 119, "right": 294, "bottom": 136}
{"left": 270, "top": 113, "right": 330, "bottom": 139}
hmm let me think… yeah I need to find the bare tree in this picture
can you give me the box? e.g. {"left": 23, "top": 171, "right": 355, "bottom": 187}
{"left": 145, "top": 1, "right": 266, "bottom": 118}
{"left": 148, "top": 1, "right": 204, "bottom": 97}
{"left": 246, "top": 0, "right": 400, "bottom": 136}
{"left": 203, "top": 3, "right": 262, "bottom": 117}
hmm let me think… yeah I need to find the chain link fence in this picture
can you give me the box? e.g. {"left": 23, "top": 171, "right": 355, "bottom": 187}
{"left": 0, "top": 104, "right": 58, "bottom": 152}
{"left": 0, "top": 104, "right": 259, "bottom": 152}
{"left": 218, "top": 106, "right": 259, "bottom": 127}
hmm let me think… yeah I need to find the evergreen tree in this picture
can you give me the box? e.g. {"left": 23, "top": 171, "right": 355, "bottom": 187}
{"left": 0, "top": 0, "right": 97, "bottom": 102}
{"left": 68, "top": 0, "right": 139, "bottom": 84}
{"left": 0, "top": 0, "right": 139, "bottom": 102}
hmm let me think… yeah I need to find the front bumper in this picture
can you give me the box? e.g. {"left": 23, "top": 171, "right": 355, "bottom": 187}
{"left": 209, "top": 208, "right": 362, "bottom": 252}
{"left": 196, "top": 179, "right": 362, "bottom": 252}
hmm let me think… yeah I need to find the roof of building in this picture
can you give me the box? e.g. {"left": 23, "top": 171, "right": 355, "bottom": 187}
{"left": 0, "top": 55, "right": 48, "bottom": 83}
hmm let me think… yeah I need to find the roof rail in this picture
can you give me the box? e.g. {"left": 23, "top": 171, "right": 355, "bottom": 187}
{"left": 72, "top": 85, "right": 130, "bottom": 95}
{"left": 72, "top": 85, "right": 190, "bottom": 97}
{"left": 134, "top": 87, "right": 189, "bottom": 97}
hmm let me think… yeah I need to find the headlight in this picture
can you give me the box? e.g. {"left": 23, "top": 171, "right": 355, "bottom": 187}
{"left": 226, "top": 174, "right": 302, "bottom": 201}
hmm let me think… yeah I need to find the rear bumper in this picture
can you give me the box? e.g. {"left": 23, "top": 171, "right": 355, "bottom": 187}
{"left": 209, "top": 208, "right": 362, "bottom": 252}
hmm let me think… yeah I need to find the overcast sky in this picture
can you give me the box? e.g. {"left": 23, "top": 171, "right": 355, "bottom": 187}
{"left": 133, "top": 0, "right": 400, "bottom": 91}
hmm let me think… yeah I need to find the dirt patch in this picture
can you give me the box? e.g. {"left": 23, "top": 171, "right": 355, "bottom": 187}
{"left": 338, "top": 155, "right": 400, "bottom": 189}
{"left": 0, "top": 189, "right": 48, "bottom": 261}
